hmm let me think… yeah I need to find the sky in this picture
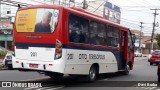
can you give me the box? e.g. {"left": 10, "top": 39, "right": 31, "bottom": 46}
{"left": 1, "top": 0, "right": 160, "bottom": 36}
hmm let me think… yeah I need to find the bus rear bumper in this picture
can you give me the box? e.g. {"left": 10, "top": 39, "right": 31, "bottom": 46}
{"left": 12, "top": 56, "right": 64, "bottom": 74}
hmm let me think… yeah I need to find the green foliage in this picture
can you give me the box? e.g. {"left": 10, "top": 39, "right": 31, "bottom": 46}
{"left": 157, "top": 34, "right": 160, "bottom": 49}
{"left": 0, "top": 51, "right": 6, "bottom": 57}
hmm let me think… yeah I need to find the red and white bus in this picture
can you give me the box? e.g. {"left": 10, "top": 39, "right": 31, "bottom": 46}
{"left": 12, "top": 5, "right": 135, "bottom": 81}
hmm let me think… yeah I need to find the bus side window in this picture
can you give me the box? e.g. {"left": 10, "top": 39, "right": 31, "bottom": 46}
{"left": 79, "top": 18, "right": 89, "bottom": 43}
{"left": 69, "top": 15, "right": 79, "bottom": 43}
{"left": 90, "top": 21, "right": 98, "bottom": 45}
{"left": 106, "top": 26, "right": 119, "bottom": 47}
{"left": 97, "top": 23, "right": 106, "bottom": 45}
{"left": 90, "top": 21, "right": 106, "bottom": 45}
{"left": 121, "top": 31, "right": 125, "bottom": 49}
{"left": 69, "top": 14, "right": 89, "bottom": 44}
{"left": 128, "top": 31, "right": 134, "bottom": 51}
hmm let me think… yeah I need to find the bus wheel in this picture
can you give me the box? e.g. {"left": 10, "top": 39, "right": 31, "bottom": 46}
{"left": 49, "top": 73, "right": 63, "bottom": 81}
{"left": 123, "top": 64, "right": 130, "bottom": 75}
{"left": 88, "top": 66, "right": 97, "bottom": 82}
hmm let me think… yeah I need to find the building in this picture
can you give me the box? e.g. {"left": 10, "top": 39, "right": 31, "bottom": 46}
{"left": 130, "top": 29, "right": 145, "bottom": 53}
{"left": 131, "top": 29, "right": 159, "bottom": 54}
{"left": 0, "top": 17, "right": 13, "bottom": 50}
{"left": 142, "top": 35, "right": 158, "bottom": 54}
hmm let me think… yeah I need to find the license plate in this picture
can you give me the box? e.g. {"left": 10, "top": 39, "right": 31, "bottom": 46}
{"left": 29, "top": 64, "right": 38, "bottom": 68}
{"left": 7, "top": 62, "right": 12, "bottom": 64}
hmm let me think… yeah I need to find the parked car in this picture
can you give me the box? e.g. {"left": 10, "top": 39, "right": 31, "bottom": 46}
{"left": 134, "top": 51, "right": 142, "bottom": 57}
{"left": 148, "top": 50, "right": 160, "bottom": 65}
{"left": 3, "top": 51, "right": 13, "bottom": 69}
{"left": 157, "top": 63, "right": 160, "bottom": 82}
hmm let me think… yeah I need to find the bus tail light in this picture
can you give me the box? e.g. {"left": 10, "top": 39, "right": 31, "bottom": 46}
{"left": 54, "top": 39, "right": 62, "bottom": 60}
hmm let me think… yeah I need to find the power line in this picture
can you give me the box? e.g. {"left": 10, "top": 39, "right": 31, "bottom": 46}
{"left": 2, "top": 0, "right": 32, "bottom": 6}
{"left": 138, "top": 0, "right": 154, "bottom": 6}
{"left": 127, "top": 0, "right": 148, "bottom": 7}
{"left": 30, "top": 0, "right": 45, "bottom": 4}
{"left": 121, "top": 6, "right": 160, "bottom": 8}
{"left": 93, "top": 0, "right": 106, "bottom": 12}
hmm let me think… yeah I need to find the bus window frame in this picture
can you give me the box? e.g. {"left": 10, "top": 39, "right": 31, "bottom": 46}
{"left": 68, "top": 12, "right": 121, "bottom": 49}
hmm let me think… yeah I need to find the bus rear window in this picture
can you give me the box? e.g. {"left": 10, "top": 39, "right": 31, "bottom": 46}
{"left": 16, "top": 8, "right": 59, "bottom": 33}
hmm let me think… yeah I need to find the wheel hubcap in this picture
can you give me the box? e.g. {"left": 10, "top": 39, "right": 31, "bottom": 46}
{"left": 90, "top": 69, "right": 95, "bottom": 79}
{"left": 126, "top": 65, "right": 130, "bottom": 73}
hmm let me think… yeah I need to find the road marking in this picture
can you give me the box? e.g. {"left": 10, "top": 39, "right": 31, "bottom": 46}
{"left": 149, "top": 87, "right": 157, "bottom": 90}
{"left": 24, "top": 86, "right": 64, "bottom": 90}
{"left": 36, "top": 87, "right": 52, "bottom": 90}
{"left": 140, "top": 87, "right": 158, "bottom": 90}
{"left": 19, "top": 77, "right": 49, "bottom": 82}
{"left": 45, "top": 86, "right": 64, "bottom": 90}
{"left": 24, "top": 86, "right": 40, "bottom": 90}
{"left": 97, "top": 79, "right": 108, "bottom": 81}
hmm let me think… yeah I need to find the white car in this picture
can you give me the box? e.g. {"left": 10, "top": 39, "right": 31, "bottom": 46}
{"left": 3, "top": 51, "right": 13, "bottom": 69}
{"left": 134, "top": 51, "right": 142, "bottom": 57}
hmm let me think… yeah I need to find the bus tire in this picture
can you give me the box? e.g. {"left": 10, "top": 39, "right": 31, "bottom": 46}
{"left": 49, "top": 73, "right": 63, "bottom": 81}
{"left": 150, "top": 62, "right": 153, "bottom": 65}
{"left": 123, "top": 64, "right": 130, "bottom": 75}
{"left": 88, "top": 65, "right": 97, "bottom": 82}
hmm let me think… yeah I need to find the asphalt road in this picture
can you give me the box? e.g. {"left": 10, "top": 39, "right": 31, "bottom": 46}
{"left": 0, "top": 57, "right": 159, "bottom": 90}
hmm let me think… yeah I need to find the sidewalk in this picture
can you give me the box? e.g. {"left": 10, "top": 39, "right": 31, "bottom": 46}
{"left": 0, "top": 59, "right": 4, "bottom": 68}
{"left": 0, "top": 59, "right": 6, "bottom": 70}
{"left": 0, "top": 59, "right": 4, "bottom": 63}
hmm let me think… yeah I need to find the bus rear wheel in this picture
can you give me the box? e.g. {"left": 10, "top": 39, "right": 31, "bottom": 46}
{"left": 88, "top": 66, "right": 97, "bottom": 82}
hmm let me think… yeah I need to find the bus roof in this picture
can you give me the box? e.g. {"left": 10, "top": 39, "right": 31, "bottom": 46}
{"left": 17, "top": 4, "right": 129, "bottom": 30}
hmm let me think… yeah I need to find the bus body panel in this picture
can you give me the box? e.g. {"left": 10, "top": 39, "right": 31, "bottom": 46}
{"left": 12, "top": 49, "right": 67, "bottom": 73}
{"left": 12, "top": 6, "right": 67, "bottom": 74}
{"left": 64, "top": 49, "right": 118, "bottom": 74}
{"left": 15, "top": 46, "right": 55, "bottom": 62}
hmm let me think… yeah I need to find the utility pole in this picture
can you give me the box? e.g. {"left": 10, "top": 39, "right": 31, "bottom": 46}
{"left": 0, "top": 0, "right": 1, "bottom": 17}
{"left": 150, "top": 9, "right": 160, "bottom": 53}
{"left": 53, "top": 0, "right": 55, "bottom": 5}
{"left": 83, "top": 0, "right": 86, "bottom": 9}
{"left": 59, "top": 0, "right": 60, "bottom": 5}
{"left": 139, "top": 22, "right": 143, "bottom": 53}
